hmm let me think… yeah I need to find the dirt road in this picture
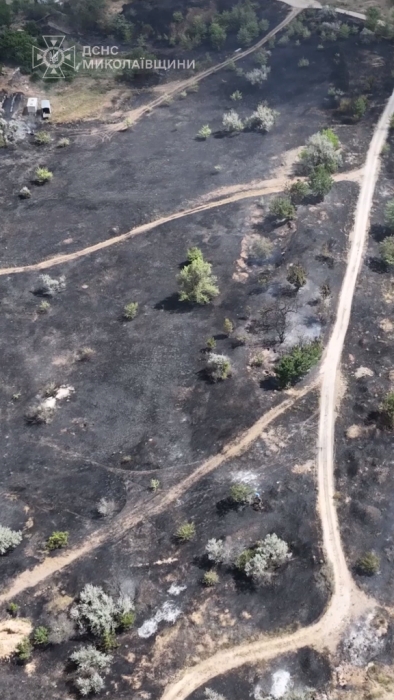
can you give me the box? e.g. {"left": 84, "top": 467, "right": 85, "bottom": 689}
{"left": 159, "top": 91, "right": 394, "bottom": 700}
{"left": 0, "top": 382, "right": 317, "bottom": 605}
{"left": 0, "top": 168, "right": 361, "bottom": 276}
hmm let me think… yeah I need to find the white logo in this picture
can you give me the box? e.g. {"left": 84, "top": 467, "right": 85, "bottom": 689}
{"left": 32, "top": 36, "right": 76, "bottom": 79}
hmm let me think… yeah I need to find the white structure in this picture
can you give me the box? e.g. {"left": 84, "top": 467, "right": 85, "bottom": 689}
{"left": 27, "top": 97, "right": 38, "bottom": 115}
{"left": 41, "top": 99, "right": 51, "bottom": 119}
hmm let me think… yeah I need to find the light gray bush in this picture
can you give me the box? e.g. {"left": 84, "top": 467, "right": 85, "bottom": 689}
{"left": 360, "top": 27, "right": 374, "bottom": 44}
{"left": 204, "top": 689, "right": 227, "bottom": 700}
{"left": 321, "top": 5, "right": 337, "bottom": 20}
{"left": 70, "top": 584, "right": 134, "bottom": 636}
{"left": 246, "top": 104, "right": 279, "bottom": 132}
{"left": 206, "top": 538, "right": 228, "bottom": 564}
{"left": 245, "top": 66, "right": 270, "bottom": 85}
{"left": 244, "top": 533, "right": 290, "bottom": 584}
{"left": 71, "top": 646, "right": 112, "bottom": 672}
{"left": 34, "top": 274, "right": 66, "bottom": 297}
{"left": 0, "top": 525, "right": 22, "bottom": 555}
{"left": 96, "top": 498, "right": 116, "bottom": 518}
{"left": 48, "top": 613, "right": 75, "bottom": 644}
{"left": 75, "top": 672, "right": 105, "bottom": 696}
{"left": 300, "top": 132, "right": 342, "bottom": 174}
{"left": 206, "top": 353, "right": 231, "bottom": 381}
{"left": 222, "top": 109, "right": 243, "bottom": 132}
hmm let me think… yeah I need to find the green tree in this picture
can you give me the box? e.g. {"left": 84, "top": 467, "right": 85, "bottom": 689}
{"left": 65, "top": 0, "right": 106, "bottom": 30}
{"left": 230, "top": 483, "right": 252, "bottom": 504}
{"left": 352, "top": 96, "right": 367, "bottom": 120}
{"left": 308, "top": 165, "right": 334, "bottom": 199}
{"left": 356, "top": 551, "right": 380, "bottom": 575}
{"left": 288, "top": 180, "right": 309, "bottom": 204}
{"left": 210, "top": 22, "right": 227, "bottom": 49}
{"left": 0, "top": 1, "right": 11, "bottom": 27}
{"left": 269, "top": 196, "right": 296, "bottom": 222}
{"left": 33, "top": 626, "right": 49, "bottom": 646}
{"left": 380, "top": 237, "right": 394, "bottom": 266}
{"left": 365, "top": 6, "right": 381, "bottom": 31}
{"left": 287, "top": 263, "right": 307, "bottom": 290}
{"left": 0, "top": 29, "right": 36, "bottom": 72}
{"left": 175, "top": 522, "right": 196, "bottom": 542}
{"left": 46, "top": 531, "right": 69, "bottom": 551}
{"left": 178, "top": 254, "right": 219, "bottom": 304}
{"left": 275, "top": 341, "right": 322, "bottom": 389}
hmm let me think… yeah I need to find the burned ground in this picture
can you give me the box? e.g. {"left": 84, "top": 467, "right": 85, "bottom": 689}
{"left": 0, "top": 5, "right": 394, "bottom": 699}
{"left": 336, "top": 127, "right": 394, "bottom": 606}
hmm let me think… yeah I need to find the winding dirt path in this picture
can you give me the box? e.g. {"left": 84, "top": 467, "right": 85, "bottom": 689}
{"left": 158, "top": 90, "right": 394, "bottom": 700}
{"left": 0, "top": 382, "right": 316, "bottom": 604}
{"left": 0, "top": 168, "right": 361, "bottom": 276}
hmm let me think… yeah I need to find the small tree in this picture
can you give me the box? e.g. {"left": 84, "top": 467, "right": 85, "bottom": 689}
{"left": 222, "top": 109, "right": 244, "bottom": 132}
{"left": 206, "top": 337, "right": 216, "bottom": 350}
{"left": 230, "top": 483, "right": 252, "bottom": 504}
{"left": 356, "top": 552, "right": 380, "bottom": 576}
{"left": 15, "top": 638, "right": 33, "bottom": 663}
{"left": 300, "top": 131, "right": 342, "bottom": 174}
{"left": 275, "top": 341, "right": 322, "bottom": 388}
{"left": 178, "top": 254, "right": 219, "bottom": 304}
{"left": 210, "top": 22, "right": 226, "bottom": 49}
{"left": 205, "top": 353, "right": 231, "bottom": 382}
{"left": 308, "top": 165, "right": 334, "bottom": 199}
{"left": 175, "top": 522, "right": 196, "bottom": 542}
{"left": 197, "top": 125, "right": 212, "bottom": 140}
{"left": 244, "top": 533, "right": 291, "bottom": 584}
{"left": 380, "top": 237, "right": 394, "bottom": 266}
{"left": 269, "top": 196, "right": 296, "bottom": 222}
{"left": 365, "top": 6, "right": 381, "bottom": 31}
{"left": 287, "top": 263, "right": 307, "bottom": 290}
{"left": 288, "top": 180, "right": 309, "bottom": 204}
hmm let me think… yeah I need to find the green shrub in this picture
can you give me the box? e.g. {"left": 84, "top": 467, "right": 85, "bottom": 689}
{"left": 149, "top": 478, "right": 160, "bottom": 492}
{"left": 381, "top": 391, "right": 394, "bottom": 428}
{"left": 197, "top": 124, "right": 212, "bottom": 140}
{"left": 35, "top": 167, "right": 53, "bottom": 184}
{"left": 33, "top": 626, "right": 49, "bottom": 646}
{"left": 34, "top": 131, "right": 51, "bottom": 145}
{"left": 287, "top": 263, "right": 307, "bottom": 289}
{"left": 352, "top": 95, "right": 367, "bottom": 120}
{"left": 223, "top": 318, "right": 233, "bottom": 335}
{"left": 230, "top": 483, "right": 252, "bottom": 504}
{"left": 288, "top": 180, "right": 309, "bottom": 204}
{"left": 100, "top": 630, "right": 119, "bottom": 652}
{"left": 236, "top": 548, "right": 255, "bottom": 571}
{"left": 15, "top": 637, "right": 33, "bottom": 662}
{"left": 203, "top": 571, "right": 219, "bottom": 586}
{"left": 269, "top": 196, "right": 296, "bottom": 222}
{"left": 275, "top": 341, "right": 322, "bottom": 388}
{"left": 37, "top": 300, "right": 51, "bottom": 314}
{"left": 308, "top": 165, "right": 334, "bottom": 199}
{"left": 206, "top": 337, "right": 216, "bottom": 350}
{"left": 178, "top": 253, "right": 219, "bottom": 304}
{"left": 365, "top": 6, "right": 381, "bottom": 31}
{"left": 7, "top": 602, "right": 19, "bottom": 617}
{"left": 380, "top": 237, "right": 394, "bottom": 266}
{"left": 46, "top": 531, "right": 69, "bottom": 551}
{"left": 123, "top": 302, "right": 138, "bottom": 320}
{"left": 356, "top": 551, "right": 380, "bottom": 576}
{"left": 117, "top": 610, "right": 136, "bottom": 630}
{"left": 176, "top": 522, "right": 196, "bottom": 542}
{"left": 300, "top": 131, "right": 342, "bottom": 174}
